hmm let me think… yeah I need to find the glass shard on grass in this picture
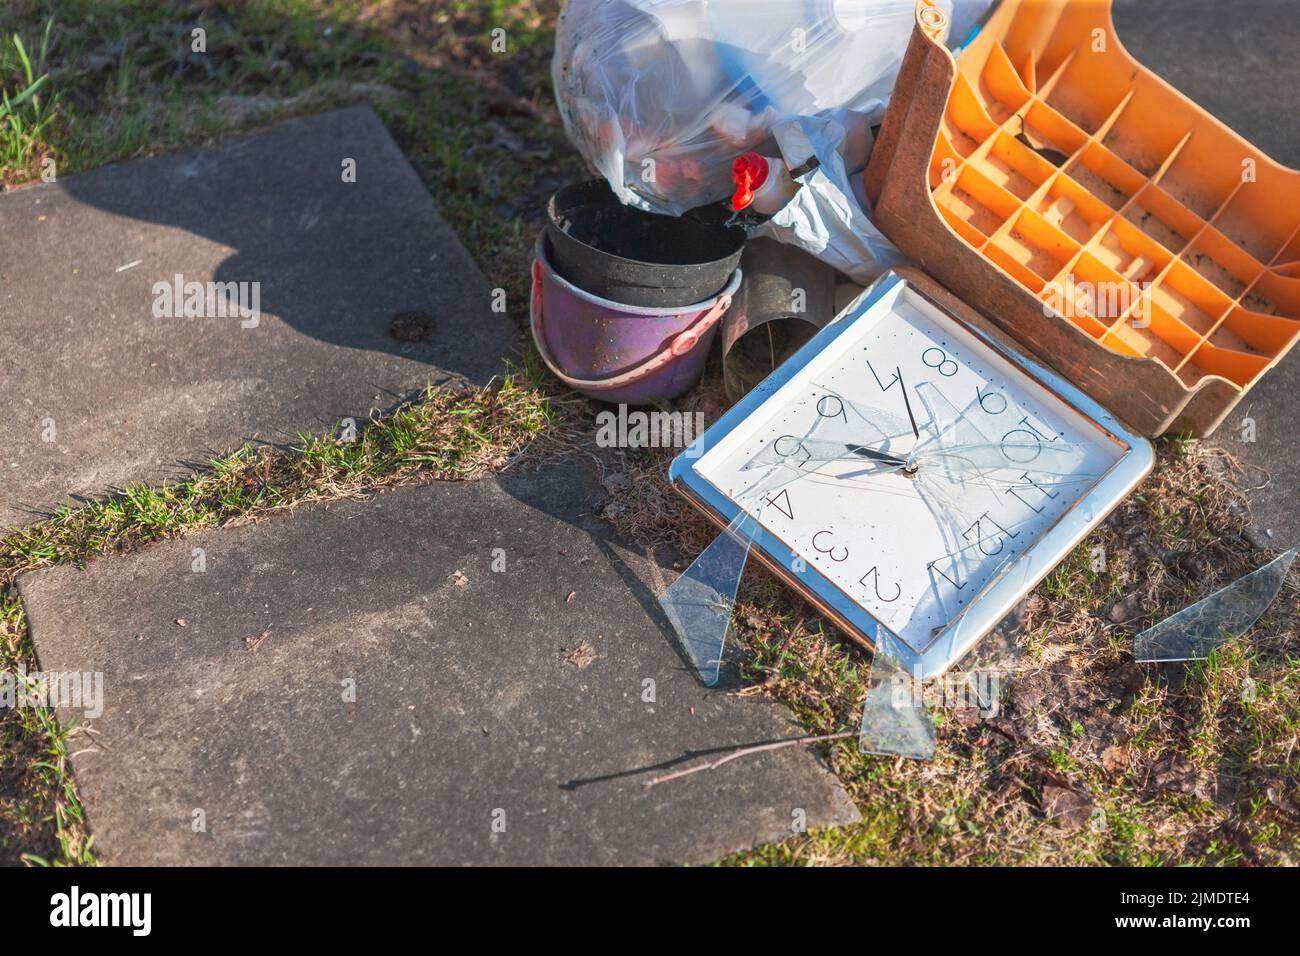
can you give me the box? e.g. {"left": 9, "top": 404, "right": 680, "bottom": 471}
{"left": 659, "top": 510, "right": 760, "bottom": 687}
{"left": 858, "top": 629, "right": 935, "bottom": 760}
{"left": 1134, "top": 547, "right": 1298, "bottom": 662}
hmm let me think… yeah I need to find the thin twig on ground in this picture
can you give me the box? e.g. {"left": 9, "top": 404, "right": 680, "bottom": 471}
{"left": 645, "top": 731, "right": 856, "bottom": 788}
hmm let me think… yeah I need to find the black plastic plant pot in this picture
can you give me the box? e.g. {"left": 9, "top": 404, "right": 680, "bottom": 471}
{"left": 545, "top": 180, "right": 746, "bottom": 308}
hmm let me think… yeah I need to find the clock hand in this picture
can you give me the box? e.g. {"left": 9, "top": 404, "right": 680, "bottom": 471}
{"left": 896, "top": 366, "right": 921, "bottom": 441}
{"left": 775, "top": 386, "right": 1106, "bottom": 490}
{"left": 844, "top": 444, "right": 909, "bottom": 468}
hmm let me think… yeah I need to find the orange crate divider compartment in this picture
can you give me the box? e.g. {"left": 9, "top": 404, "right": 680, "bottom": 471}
{"left": 1243, "top": 270, "right": 1300, "bottom": 320}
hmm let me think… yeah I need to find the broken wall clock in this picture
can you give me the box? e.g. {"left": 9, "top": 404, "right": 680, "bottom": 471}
{"left": 666, "top": 268, "right": 1154, "bottom": 683}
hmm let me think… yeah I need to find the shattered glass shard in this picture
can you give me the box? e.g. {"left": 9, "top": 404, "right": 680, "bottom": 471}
{"left": 1134, "top": 547, "right": 1298, "bottom": 662}
{"left": 658, "top": 510, "right": 758, "bottom": 687}
{"left": 858, "top": 630, "right": 936, "bottom": 760}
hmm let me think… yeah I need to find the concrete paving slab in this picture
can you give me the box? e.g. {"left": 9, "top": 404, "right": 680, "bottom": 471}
{"left": 17, "top": 458, "right": 858, "bottom": 866}
{"left": 1115, "top": 0, "right": 1300, "bottom": 544}
{"left": 0, "top": 105, "right": 519, "bottom": 532}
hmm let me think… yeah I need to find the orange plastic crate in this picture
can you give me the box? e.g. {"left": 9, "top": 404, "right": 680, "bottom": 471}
{"left": 865, "top": 0, "right": 1300, "bottom": 436}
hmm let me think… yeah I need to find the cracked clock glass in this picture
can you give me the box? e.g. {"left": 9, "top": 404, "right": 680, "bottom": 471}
{"left": 678, "top": 277, "right": 1143, "bottom": 674}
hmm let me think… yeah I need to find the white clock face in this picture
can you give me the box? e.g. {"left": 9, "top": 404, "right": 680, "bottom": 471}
{"left": 692, "top": 284, "right": 1126, "bottom": 655}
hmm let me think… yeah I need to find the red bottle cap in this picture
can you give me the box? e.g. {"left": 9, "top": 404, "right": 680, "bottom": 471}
{"left": 730, "top": 152, "right": 770, "bottom": 211}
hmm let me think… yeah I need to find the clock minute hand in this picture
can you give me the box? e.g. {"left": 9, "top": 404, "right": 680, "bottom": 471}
{"left": 896, "top": 366, "right": 921, "bottom": 441}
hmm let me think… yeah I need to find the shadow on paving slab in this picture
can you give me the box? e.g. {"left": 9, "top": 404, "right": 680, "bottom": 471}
{"left": 55, "top": 105, "right": 510, "bottom": 378}
{"left": 0, "top": 105, "right": 520, "bottom": 530}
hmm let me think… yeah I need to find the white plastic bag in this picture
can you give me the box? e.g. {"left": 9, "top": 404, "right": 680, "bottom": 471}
{"left": 754, "top": 116, "right": 905, "bottom": 280}
{"left": 553, "top": 0, "right": 973, "bottom": 280}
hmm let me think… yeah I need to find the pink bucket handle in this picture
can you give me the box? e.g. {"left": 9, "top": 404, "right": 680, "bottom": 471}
{"left": 530, "top": 257, "right": 732, "bottom": 392}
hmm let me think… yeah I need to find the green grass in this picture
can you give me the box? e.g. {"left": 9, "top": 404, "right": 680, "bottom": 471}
{"left": 1, "top": 373, "right": 558, "bottom": 579}
{"left": 0, "top": 17, "right": 57, "bottom": 183}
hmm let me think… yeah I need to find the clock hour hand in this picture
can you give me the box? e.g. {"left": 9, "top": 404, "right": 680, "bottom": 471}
{"left": 844, "top": 444, "right": 908, "bottom": 468}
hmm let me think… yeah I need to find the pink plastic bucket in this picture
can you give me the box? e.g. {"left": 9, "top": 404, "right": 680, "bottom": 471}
{"left": 530, "top": 234, "right": 739, "bottom": 404}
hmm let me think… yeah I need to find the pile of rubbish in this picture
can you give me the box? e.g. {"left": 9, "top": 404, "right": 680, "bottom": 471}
{"left": 539, "top": 0, "right": 994, "bottom": 408}
{"left": 533, "top": 0, "right": 1298, "bottom": 761}
{"left": 552, "top": 0, "right": 946, "bottom": 281}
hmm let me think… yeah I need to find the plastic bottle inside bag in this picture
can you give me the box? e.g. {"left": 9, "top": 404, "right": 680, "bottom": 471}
{"left": 730, "top": 153, "right": 800, "bottom": 215}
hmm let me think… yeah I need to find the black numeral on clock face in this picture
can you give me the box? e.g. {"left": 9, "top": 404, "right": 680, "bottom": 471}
{"left": 1017, "top": 416, "right": 1057, "bottom": 441}
{"left": 962, "top": 511, "right": 1020, "bottom": 557}
{"left": 922, "top": 347, "right": 959, "bottom": 377}
{"left": 976, "top": 385, "right": 1008, "bottom": 415}
{"left": 816, "top": 395, "right": 847, "bottom": 422}
{"left": 859, "top": 566, "right": 901, "bottom": 602}
{"left": 811, "top": 530, "right": 849, "bottom": 563}
{"left": 928, "top": 559, "right": 967, "bottom": 591}
{"left": 773, "top": 435, "right": 812, "bottom": 467}
{"left": 866, "top": 359, "right": 901, "bottom": 392}
{"left": 1000, "top": 430, "right": 1041, "bottom": 463}
{"left": 1001, "top": 416, "right": 1057, "bottom": 464}
{"left": 764, "top": 488, "right": 794, "bottom": 520}
{"left": 1005, "top": 472, "right": 1060, "bottom": 513}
